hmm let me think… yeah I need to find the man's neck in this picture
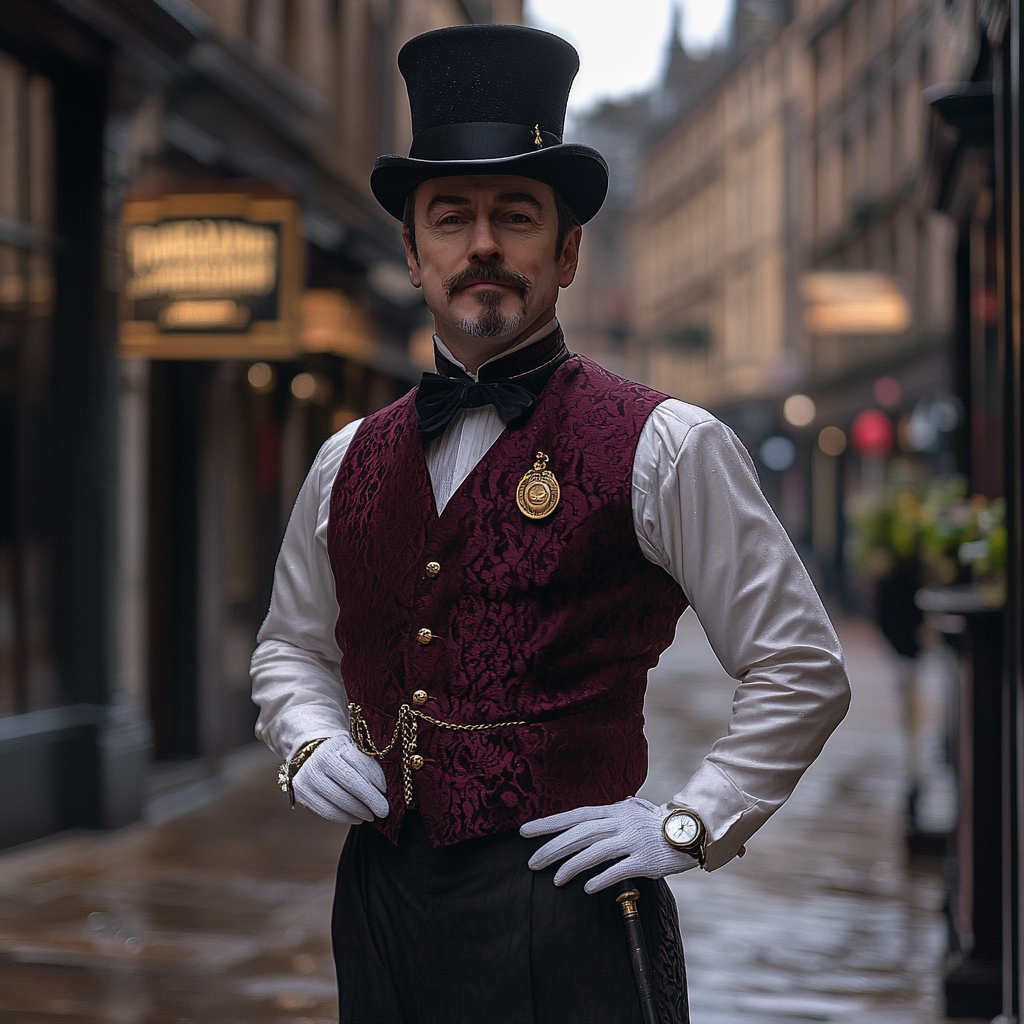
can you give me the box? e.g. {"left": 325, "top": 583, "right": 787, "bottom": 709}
{"left": 434, "top": 316, "right": 559, "bottom": 381}
{"left": 434, "top": 305, "right": 556, "bottom": 374}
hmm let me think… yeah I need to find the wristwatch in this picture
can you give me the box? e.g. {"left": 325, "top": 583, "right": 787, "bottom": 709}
{"left": 662, "top": 808, "right": 707, "bottom": 868}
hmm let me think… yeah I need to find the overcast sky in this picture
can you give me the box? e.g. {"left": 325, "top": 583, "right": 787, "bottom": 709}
{"left": 524, "top": 0, "right": 734, "bottom": 114}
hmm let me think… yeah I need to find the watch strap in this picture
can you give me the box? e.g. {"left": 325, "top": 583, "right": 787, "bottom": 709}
{"left": 277, "top": 737, "right": 329, "bottom": 809}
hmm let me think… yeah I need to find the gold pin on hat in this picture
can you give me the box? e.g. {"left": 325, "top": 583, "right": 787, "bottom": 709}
{"left": 533, "top": 123, "right": 543, "bottom": 147}
{"left": 516, "top": 451, "right": 560, "bottom": 519}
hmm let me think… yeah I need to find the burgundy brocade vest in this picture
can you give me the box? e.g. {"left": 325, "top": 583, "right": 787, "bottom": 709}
{"left": 327, "top": 355, "right": 689, "bottom": 846}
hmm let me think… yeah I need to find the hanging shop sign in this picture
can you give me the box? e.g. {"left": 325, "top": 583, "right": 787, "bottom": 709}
{"left": 118, "top": 189, "right": 302, "bottom": 359}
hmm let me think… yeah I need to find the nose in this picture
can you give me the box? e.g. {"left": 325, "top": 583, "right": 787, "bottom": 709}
{"left": 466, "top": 217, "right": 502, "bottom": 264}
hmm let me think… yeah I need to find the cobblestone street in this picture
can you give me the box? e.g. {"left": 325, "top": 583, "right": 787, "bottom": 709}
{"left": 0, "top": 612, "right": 975, "bottom": 1023}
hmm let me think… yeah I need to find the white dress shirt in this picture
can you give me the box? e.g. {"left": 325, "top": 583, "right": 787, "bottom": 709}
{"left": 251, "top": 340, "right": 850, "bottom": 870}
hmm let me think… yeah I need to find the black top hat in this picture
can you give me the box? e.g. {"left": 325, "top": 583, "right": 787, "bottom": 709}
{"left": 370, "top": 24, "right": 608, "bottom": 224}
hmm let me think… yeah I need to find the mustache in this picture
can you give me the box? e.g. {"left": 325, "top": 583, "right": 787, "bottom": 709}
{"left": 443, "top": 262, "right": 532, "bottom": 299}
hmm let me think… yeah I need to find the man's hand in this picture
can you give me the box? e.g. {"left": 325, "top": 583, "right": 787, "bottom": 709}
{"left": 292, "top": 734, "right": 389, "bottom": 824}
{"left": 520, "top": 797, "right": 700, "bottom": 894}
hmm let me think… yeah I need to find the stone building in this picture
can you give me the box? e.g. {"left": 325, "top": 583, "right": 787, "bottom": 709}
{"left": 628, "top": 0, "right": 977, "bottom": 569}
{"left": 630, "top": 3, "right": 796, "bottom": 413}
{"left": 556, "top": 8, "right": 729, "bottom": 380}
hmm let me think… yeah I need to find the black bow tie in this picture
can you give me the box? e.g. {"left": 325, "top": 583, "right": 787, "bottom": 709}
{"left": 416, "top": 376, "right": 536, "bottom": 441}
{"left": 415, "top": 329, "right": 569, "bottom": 443}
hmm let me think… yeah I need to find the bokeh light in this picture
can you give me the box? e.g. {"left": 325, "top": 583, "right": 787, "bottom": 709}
{"left": 850, "top": 409, "right": 894, "bottom": 455}
{"left": 247, "top": 362, "right": 275, "bottom": 393}
{"left": 291, "top": 372, "right": 317, "bottom": 400}
{"left": 783, "top": 393, "right": 816, "bottom": 427}
{"left": 818, "top": 425, "right": 848, "bottom": 457}
{"left": 873, "top": 375, "right": 902, "bottom": 408}
{"left": 759, "top": 435, "right": 796, "bottom": 471}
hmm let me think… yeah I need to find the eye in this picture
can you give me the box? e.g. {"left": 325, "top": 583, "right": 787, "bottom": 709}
{"left": 438, "top": 214, "right": 463, "bottom": 225}
{"left": 507, "top": 212, "right": 531, "bottom": 223}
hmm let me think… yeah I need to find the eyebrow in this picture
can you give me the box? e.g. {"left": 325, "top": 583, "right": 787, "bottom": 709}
{"left": 423, "top": 191, "right": 545, "bottom": 218}
{"left": 495, "top": 192, "right": 543, "bottom": 213}
{"left": 425, "top": 195, "right": 470, "bottom": 217}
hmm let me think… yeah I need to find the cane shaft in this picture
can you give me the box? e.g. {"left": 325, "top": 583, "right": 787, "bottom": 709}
{"left": 616, "top": 885, "right": 660, "bottom": 1024}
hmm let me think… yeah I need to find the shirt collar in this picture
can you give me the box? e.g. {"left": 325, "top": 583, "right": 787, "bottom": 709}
{"left": 433, "top": 318, "right": 559, "bottom": 382}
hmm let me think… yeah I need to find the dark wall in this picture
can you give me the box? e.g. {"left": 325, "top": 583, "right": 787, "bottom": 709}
{"left": 0, "top": 1, "right": 113, "bottom": 844}
{"left": 148, "top": 362, "right": 203, "bottom": 760}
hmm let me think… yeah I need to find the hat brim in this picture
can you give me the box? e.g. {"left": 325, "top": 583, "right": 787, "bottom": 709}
{"left": 370, "top": 144, "right": 609, "bottom": 224}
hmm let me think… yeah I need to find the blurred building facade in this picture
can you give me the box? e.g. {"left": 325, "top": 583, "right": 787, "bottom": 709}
{"left": 627, "top": 2, "right": 797, "bottom": 413}
{"left": 624, "top": 0, "right": 977, "bottom": 578}
{"left": 556, "top": 6, "right": 732, "bottom": 380}
{"left": 798, "top": 0, "right": 976, "bottom": 587}
{"left": 564, "top": 0, "right": 809, "bottom": 519}
{"left": 0, "top": 0, "right": 521, "bottom": 849}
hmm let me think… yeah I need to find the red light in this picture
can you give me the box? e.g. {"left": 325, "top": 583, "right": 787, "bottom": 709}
{"left": 850, "top": 409, "right": 894, "bottom": 455}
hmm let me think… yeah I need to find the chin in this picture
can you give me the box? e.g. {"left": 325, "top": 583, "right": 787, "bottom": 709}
{"left": 454, "top": 303, "right": 528, "bottom": 340}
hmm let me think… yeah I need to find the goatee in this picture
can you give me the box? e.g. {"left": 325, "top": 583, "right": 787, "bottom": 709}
{"left": 454, "top": 289, "right": 529, "bottom": 339}
{"left": 444, "top": 261, "right": 531, "bottom": 340}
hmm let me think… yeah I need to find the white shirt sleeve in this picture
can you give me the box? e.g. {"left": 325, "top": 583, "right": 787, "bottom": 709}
{"left": 633, "top": 400, "right": 851, "bottom": 870}
{"left": 250, "top": 419, "right": 363, "bottom": 760}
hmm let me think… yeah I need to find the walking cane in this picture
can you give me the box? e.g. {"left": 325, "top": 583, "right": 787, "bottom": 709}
{"left": 616, "top": 881, "right": 660, "bottom": 1024}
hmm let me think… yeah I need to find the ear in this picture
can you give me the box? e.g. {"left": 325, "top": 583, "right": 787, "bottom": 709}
{"left": 557, "top": 225, "right": 582, "bottom": 289}
{"left": 403, "top": 228, "right": 421, "bottom": 286}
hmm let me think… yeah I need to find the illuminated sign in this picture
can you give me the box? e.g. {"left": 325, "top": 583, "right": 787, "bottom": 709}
{"left": 800, "top": 272, "right": 912, "bottom": 336}
{"left": 118, "top": 189, "right": 302, "bottom": 359}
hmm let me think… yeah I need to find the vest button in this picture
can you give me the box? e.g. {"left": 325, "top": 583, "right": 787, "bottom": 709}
{"left": 417, "top": 628, "right": 433, "bottom": 645}
{"left": 412, "top": 689, "right": 428, "bottom": 705}
{"left": 425, "top": 561, "right": 441, "bottom": 578}
{"left": 409, "top": 754, "right": 425, "bottom": 771}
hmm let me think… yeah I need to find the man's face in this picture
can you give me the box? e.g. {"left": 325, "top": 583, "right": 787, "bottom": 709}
{"left": 404, "top": 175, "right": 580, "bottom": 354}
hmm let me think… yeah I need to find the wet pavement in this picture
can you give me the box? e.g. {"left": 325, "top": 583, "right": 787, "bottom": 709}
{"left": 0, "top": 746, "right": 342, "bottom": 1024}
{"left": 0, "top": 611, "right": 979, "bottom": 1023}
{"left": 640, "top": 612, "right": 966, "bottom": 1024}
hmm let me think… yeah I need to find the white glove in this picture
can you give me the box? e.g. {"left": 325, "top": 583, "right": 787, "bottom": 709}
{"left": 292, "top": 734, "right": 390, "bottom": 824}
{"left": 520, "top": 797, "right": 700, "bottom": 894}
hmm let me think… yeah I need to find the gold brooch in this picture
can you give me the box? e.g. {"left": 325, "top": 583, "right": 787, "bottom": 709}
{"left": 516, "top": 451, "right": 560, "bottom": 519}
{"left": 533, "top": 123, "right": 543, "bottom": 147}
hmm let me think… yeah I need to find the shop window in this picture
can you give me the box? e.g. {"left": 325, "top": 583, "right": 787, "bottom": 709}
{"left": 0, "top": 52, "right": 57, "bottom": 717}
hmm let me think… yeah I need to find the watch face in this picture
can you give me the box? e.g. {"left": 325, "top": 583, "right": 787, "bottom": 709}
{"left": 665, "top": 811, "right": 699, "bottom": 847}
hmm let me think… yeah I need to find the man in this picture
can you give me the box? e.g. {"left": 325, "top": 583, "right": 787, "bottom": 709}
{"left": 251, "top": 24, "right": 850, "bottom": 1024}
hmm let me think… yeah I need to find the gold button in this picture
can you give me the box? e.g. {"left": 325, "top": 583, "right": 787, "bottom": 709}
{"left": 409, "top": 754, "right": 425, "bottom": 770}
{"left": 425, "top": 561, "right": 441, "bottom": 578}
{"left": 417, "top": 628, "right": 433, "bottom": 645}
{"left": 412, "top": 689, "right": 428, "bottom": 705}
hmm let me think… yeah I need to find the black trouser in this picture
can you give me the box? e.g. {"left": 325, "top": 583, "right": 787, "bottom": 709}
{"left": 332, "top": 812, "right": 689, "bottom": 1023}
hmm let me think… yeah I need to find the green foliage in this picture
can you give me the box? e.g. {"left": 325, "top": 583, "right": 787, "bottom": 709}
{"left": 851, "top": 487, "right": 922, "bottom": 580}
{"left": 851, "top": 474, "right": 1006, "bottom": 588}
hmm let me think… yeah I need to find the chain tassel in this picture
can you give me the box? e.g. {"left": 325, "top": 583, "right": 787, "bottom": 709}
{"left": 348, "top": 703, "right": 526, "bottom": 808}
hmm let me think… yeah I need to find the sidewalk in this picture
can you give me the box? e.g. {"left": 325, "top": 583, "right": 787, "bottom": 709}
{"left": 0, "top": 612, "right": 974, "bottom": 1023}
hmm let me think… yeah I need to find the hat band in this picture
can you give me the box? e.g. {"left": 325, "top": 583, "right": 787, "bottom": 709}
{"left": 409, "top": 122, "right": 561, "bottom": 161}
